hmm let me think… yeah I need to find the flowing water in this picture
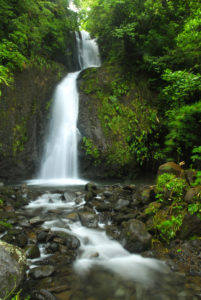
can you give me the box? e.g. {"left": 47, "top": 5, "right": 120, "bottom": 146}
{"left": 23, "top": 32, "right": 195, "bottom": 299}
{"left": 27, "top": 31, "right": 100, "bottom": 186}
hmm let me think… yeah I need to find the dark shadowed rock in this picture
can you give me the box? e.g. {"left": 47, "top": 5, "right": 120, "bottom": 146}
{"left": 120, "top": 219, "right": 152, "bottom": 253}
{"left": 2, "top": 229, "right": 28, "bottom": 248}
{"left": 25, "top": 244, "right": 40, "bottom": 259}
{"left": 178, "top": 214, "right": 201, "bottom": 239}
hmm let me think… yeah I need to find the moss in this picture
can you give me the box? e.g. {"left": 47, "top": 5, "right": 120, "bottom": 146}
{"left": 80, "top": 62, "right": 161, "bottom": 172}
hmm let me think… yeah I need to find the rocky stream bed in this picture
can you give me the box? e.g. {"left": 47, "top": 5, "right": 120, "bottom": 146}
{"left": 0, "top": 174, "right": 201, "bottom": 300}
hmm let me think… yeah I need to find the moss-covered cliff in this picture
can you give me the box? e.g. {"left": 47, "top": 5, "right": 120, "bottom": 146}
{"left": 0, "top": 63, "right": 67, "bottom": 181}
{"left": 78, "top": 62, "right": 163, "bottom": 179}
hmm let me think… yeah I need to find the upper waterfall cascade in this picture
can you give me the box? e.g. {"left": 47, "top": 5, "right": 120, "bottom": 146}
{"left": 29, "top": 31, "right": 101, "bottom": 186}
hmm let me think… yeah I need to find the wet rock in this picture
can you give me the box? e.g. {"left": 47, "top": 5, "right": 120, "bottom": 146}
{"left": 85, "top": 182, "right": 97, "bottom": 192}
{"left": 103, "top": 190, "right": 113, "bottom": 199}
{"left": 114, "top": 199, "right": 130, "bottom": 210}
{"left": 85, "top": 191, "right": 95, "bottom": 202}
{"left": 178, "top": 213, "right": 201, "bottom": 239}
{"left": 184, "top": 186, "right": 201, "bottom": 203}
{"left": 66, "top": 212, "right": 80, "bottom": 222}
{"left": 93, "top": 202, "right": 112, "bottom": 212}
{"left": 46, "top": 242, "right": 59, "bottom": 253}
{"left": 26, "top": 244, "right": 40, "bottom": 259}
{"left": 31, "top": 289, "right": 57, "bottom": 300}
{"left": 184, "top": 169, "right": 197, "bottom": 185}
{"left": 158, "top": 161, "right": 183, "bottom": 177}
{"left": 29, "top": 265, "right": 55, "bottom": 279}
{"left": 106, "top": 224, "right": 121, "bottom": 240}
{"left": 63, "top": 191, "right": 76, "bottom": 202}
{"left": 139, "top": 186, "right": 155, "bottom": 204}
{"left": 37, "top": 231, "right": 49, "bottom": 243}
{"left": 30, "top": 216, "right": 44, "bottom": 225}
{"left": 48, "top": 231, "right": 80, "bottom": 250}
{"left": 123, "top": 184, "right": 136, "bottom": 191}
{"left": 120, "top": 219, "right": 152, "bottom": 253}
{"left": 18, "top": 216, "right": 30, "bottom": 228}
{"left": 79, "top": 211, "right": 99, "bottom": 228}
{"left": 2, "top": 229, "right": 28, "bottom": 248}
{"left": 112, "top": 213, "right": 137, "bottom": 224}
{"left": 0, "top": 240, "right": 26, "bottom": 299}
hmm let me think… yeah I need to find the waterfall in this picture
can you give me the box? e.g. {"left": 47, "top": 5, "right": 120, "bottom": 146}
{"left": 29, "top": 31, "right": 100, "bottom": 186}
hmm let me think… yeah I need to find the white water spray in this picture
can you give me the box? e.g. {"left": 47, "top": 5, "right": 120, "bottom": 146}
{"left": 28, "top": 31, "right": 100, "bottom": 186}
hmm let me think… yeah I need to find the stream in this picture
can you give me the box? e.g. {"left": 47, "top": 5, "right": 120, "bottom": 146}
{"left": 15, "top": 184, "right": 198, "bottom": 300}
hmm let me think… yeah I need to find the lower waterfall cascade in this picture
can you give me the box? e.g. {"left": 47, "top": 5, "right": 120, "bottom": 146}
{"left": 28, "top": 31, "right": 101, "bottom": 186}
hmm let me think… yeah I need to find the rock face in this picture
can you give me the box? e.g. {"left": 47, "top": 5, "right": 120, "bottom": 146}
{"left": 0, "top": 240, "right": 26, "bottom": 299}
{"left": 0, "top": 65, "right": 67, "bottom": 181}
{"left": 77, "top": 65, "right": 156, "bottom": 179}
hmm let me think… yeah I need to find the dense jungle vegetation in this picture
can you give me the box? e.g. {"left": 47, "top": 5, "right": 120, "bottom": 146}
{"left": 0, "top": 0, "right": 78, "bottom": 96}
{"left": 76, "top": 0, "right": 201, "bottom": 171}
{"left": 0, "top": 0, "right": 201, "bottom": 173}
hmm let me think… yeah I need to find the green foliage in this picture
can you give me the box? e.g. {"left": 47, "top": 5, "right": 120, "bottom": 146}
{"left": 164, "top": 101, "right": 201, "bottom": 162}
{"left": 156, "top": 173, "right": 187, "bottom": 203}
{"left": 78, "top": 0, "right": 201, "bottom": 169}
{"left": 191, "top": 171, "right": 201, "bottom": 187}
{"left": 0, "top": 0, "right": 78, "bottom": 93}
{"left": 82, "top": 136, "right": 100, "bottom": 165}
{"left": 153, "top": 211, "right": 184, "bottom": 242}
{"left": 12, "top": 119, "right": 28, "bottom": 156}
{"left": 144, "top": 202, "right": 161, "bottom": 215}
{"left": 0, "top": 220, "right": 12, "bottom": 229}
{"left": 188, "top": 203, "right": 201, "bottom": 215}
{"left": 162, "top": 70, "right": 201, "bottom": 110}
{"left": 152, "top": 172, "right": 201, "bottom": 242}
{"left": 191, "top": 146, "right": 201, "bottom": 168}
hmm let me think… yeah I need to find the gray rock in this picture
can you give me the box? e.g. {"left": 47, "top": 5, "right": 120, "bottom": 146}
{"left": 29, "top": 265, "right": 55, "bottom": 279}
{"left": 37, "top": 231, "right": 49, "bottom": 242}
{"left": 63, "top": 191, "right": 76, "bottom": 202}
{"left": 30, "top": 216, "right": 44, "bottom": 225}
{"left": 0, "top": 240, "right": 26, "bottom": 299}
{"left": 120, "top": 219, "right": 152, "bottom": 253}
{"left": 115, "top": 199, "right": 130, "bottom": 210}
{"left": 79, "top": 211, "right": 99, "bottom": 228}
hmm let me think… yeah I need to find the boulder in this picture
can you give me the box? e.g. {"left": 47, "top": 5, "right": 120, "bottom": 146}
{"left": 139, "top": 186, "right": 155, "bottom": 204}
{"left": 25, "top": 244, "right": 40, "bottom": 259}
{"left": 120, "top": 219, "right": 152, "bottom": 253}
{"left": 29, "top": 265, "right": 55, "bottom": 279}
{"left": 184, "top": 186, "right": 201, "bottom": 203}
{"left": 0, "top": 240, "right": 26, "bottom": 299}
{"left": 178, "top": 214, "right": 201, "bottom": 239}
{"left": 158, "top": 162, "right": 183, "bottom": 177}
{"left": 85, "top": 182, "right": 97, "bottom": 192}
{"left": 79, "top": 211, "right": 99, "bottom": 228}
{"left": 114, "top": 199, "right": 130, "bottom": 210}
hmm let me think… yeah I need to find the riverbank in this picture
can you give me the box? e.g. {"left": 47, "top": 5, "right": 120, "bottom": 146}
{"left": 0, "top": 166, "right": 200, "bottom": 299}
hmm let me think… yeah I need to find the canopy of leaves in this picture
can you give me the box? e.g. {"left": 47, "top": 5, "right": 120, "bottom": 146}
{"left": 77, "top": 0, "right": 201, "bottom": 167}
{"left": 0, "top": 0, "right": 78, "bottom": 93}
